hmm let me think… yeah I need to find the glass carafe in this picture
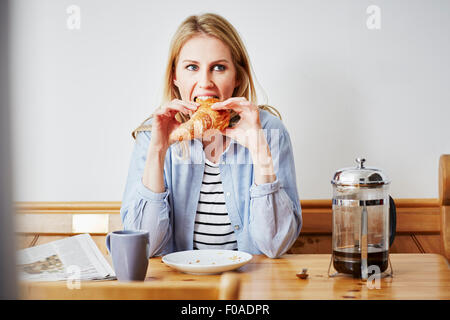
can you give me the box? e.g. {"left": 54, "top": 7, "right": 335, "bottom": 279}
{"left": 329, "top": 158, "right": 396, "bottom": 279}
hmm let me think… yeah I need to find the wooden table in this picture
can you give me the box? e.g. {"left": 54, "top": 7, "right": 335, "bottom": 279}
{"left": 145, "top": 253, "right": 450, "bottom": 300}
{"left": 21, "top": 254, "right": 450, "bottom": 300}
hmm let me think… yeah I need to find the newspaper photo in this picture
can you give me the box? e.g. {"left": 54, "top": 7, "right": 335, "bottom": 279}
{"left": 17, "top": 234, "right": 116, "bottom": 281}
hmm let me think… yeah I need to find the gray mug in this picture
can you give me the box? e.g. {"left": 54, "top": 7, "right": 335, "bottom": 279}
{"left": 106, "top": 230, "right": 150, "bottom": 282}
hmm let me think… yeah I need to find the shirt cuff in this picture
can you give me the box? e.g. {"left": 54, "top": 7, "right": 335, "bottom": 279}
{"left": 250, "top": 178, "right": 280, "bottom": 198}
{"left": 138, "top": 179, "right": 169, "bottom": 201}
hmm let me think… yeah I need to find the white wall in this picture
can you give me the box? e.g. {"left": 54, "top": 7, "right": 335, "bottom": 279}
{"left": 10, "top": 0, "right": 450, "bottom": 201}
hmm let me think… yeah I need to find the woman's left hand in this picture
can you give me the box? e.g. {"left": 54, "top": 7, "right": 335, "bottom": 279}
{"left": 212, "top": 97, "right": 276, "bottom": 183}
{"left": 211, "top": 97, "right": 264, "bottom": 153}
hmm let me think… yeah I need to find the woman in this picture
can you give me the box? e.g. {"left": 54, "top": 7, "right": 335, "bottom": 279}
{"left": 120, "top": 13, "right": 302, "bottom": 258}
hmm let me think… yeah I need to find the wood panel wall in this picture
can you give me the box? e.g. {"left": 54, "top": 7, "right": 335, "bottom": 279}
{"left": 14, "top": 198, "right": 444, "bottom": 258}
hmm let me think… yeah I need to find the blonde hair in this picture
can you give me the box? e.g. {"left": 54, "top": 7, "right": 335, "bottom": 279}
{"left": 132, "top": 13, "right": 281, "bottom": 144}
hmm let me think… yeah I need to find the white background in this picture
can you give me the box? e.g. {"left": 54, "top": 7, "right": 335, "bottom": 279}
{"left": 10, "top": 0, "right": 450, "bottom": 201}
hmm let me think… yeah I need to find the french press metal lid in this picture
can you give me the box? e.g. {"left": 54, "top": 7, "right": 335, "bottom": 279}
{"left": 332, "top": 157, "right": 390, "bottom": 187}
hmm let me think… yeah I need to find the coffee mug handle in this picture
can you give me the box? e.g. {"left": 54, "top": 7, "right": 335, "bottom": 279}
{"left": 106, "top": 233, "right": 111, "bottom": 254}
{"left": 145, "top": 236, "right": 150, "bottom": 259}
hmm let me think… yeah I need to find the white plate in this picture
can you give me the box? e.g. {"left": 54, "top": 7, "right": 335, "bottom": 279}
{"left": 162, "top": 249, "right": 252, "bottom": 275}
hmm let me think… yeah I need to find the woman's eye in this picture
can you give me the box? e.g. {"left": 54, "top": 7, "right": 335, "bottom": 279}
{"left": 186, "top": 64, "right": 198, "bottom": 71}
{"left": 213, "top": 64, "right": 226, "bottom": 71}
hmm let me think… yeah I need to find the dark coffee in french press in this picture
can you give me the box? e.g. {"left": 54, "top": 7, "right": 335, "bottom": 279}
{"left": 333, "top": 246, "right": 389, "bottom": 278}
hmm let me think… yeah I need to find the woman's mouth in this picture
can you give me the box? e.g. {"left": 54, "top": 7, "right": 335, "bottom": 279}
{"left": 193, "top": 95, "right": 219, "bottom": 102}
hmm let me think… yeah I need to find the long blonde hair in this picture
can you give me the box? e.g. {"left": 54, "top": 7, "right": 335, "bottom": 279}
{"left": 132, "top": 13, "right": 281, "bottom": 141}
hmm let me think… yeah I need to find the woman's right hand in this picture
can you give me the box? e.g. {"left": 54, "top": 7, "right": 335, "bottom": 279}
{"left": 149, "top": 99, "right": 199, "bottom": 152}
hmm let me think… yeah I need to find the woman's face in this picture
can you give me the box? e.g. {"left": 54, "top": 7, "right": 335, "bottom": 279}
{"left": 174, "top": 34, "right": 240, "bottom": 102}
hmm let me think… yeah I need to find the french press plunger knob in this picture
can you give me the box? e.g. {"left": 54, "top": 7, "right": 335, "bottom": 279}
{"left": 356, "top": 157, "right": 366, "bottom": 169}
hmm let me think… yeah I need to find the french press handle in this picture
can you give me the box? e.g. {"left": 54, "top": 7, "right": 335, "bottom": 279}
{"left": 389, "top": 196, "right": 397, "bottom": 247}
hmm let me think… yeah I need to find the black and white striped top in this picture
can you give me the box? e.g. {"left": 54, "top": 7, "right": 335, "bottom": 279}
{"left": 193, "top": 158, "right": 238, "bottom": 251}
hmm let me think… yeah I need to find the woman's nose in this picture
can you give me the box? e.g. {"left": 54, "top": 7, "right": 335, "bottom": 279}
{"left": 198, "top": 71, "right": 214, "bottom": 88}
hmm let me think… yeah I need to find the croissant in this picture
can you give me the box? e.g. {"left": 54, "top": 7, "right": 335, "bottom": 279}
{"left": 169, "top": 98, "right": 231, "bottom": 142}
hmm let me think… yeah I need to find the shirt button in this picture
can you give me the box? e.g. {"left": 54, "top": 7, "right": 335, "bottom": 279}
{"left": 222, "top": 161, "right": 226, "bottom": 165}
{"left": 234, "top": 225, "right": 240, "bottom": 230}
{"left": 226, "top": 192, "right": 230, "bottom": 197}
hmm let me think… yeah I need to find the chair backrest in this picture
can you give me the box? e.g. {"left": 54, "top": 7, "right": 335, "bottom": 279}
{"left": 439, "top": 155, "right": 450, "bottom": 261}
{"left": 20, "top": 271, "right": 241, "bottom": 300}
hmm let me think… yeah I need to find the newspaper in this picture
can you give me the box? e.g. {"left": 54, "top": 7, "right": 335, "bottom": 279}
{"left": 17, "top": 234, "right": 116, "bottom": 282}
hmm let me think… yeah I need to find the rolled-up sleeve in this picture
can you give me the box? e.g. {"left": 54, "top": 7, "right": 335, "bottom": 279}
{"left": 248, "top": 129, "right": 302, "bottom": 258}
{"left": 119, "top": 130, "right": 172, "bottom": 257}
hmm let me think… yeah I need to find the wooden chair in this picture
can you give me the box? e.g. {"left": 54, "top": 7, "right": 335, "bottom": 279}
{"left": 439, "top": 154, "right": 450, "bottom": 261}
{"left": 20, "top": 271, "right": 241, "bottom": 300}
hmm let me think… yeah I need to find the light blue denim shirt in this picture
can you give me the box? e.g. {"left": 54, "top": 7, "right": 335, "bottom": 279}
{"left": 120, "top": 109, "right": 302, "bottom": 258}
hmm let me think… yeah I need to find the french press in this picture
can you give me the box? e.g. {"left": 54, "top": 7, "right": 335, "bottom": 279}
{"left": 328, "top": 158, "right": 396, "bottom": 279}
